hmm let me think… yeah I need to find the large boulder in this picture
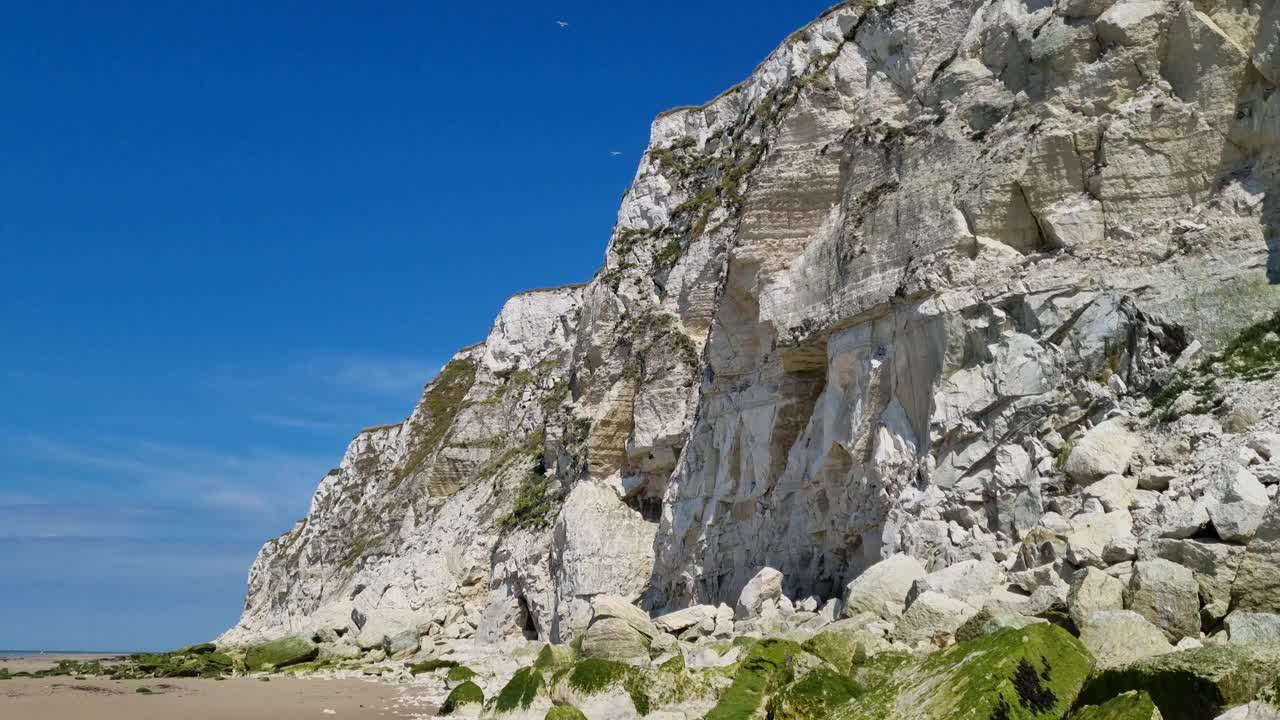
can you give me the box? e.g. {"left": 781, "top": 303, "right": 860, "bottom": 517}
{"left": 840, "top": 624, "right": 1092, "bottom": 719}
{"left": 1095, "top": 0, "right": 1166, "bottom": 47}
{"left": 1064, "top": 419, "right": 1141, "bottom": 485}
{"left": 243, "top": 636, "right": 319, "bottom": 671}
{"left": 1069, "top": 567, "right": 1126, "bottom": 629}
{"left": 552, "top": 482, "right": 658, "bottom": 640}
{"left": 1072, "top": 691, "right": 1164, "bottom": 720}
{"left": 735, "top": 567, "right": 785, "bottom": 620}
{"left": 906, "top": 559, "right": 1004, "bottom": 607}
{"left": 578, "top": 618, "right": 649, "bottom": 665}
{"left": 1077, "top": 610, "right": 1174, "bottom": 669}
{"left": 842, "top": 554, "right": 927, "bottom": 620}
{"left": 896, "top": 591, "right": 979, "bottom": 646}
{"left": 1138, "top": 539, "right": 1243, "bottom": 612}
{"left": 1233, "top": 496, "right": 1280, "bottom": 613}
{"left": 588, "top": 595, "right": 658, "bottom": 640}
{"left": 653, "top": 605, "right": 718, "bottom": 635}
{"left": 1085, "top": 475, "right": 1140, "bottom": 512}
{"left": 1127, "top": 560, "right": 1200, "bottom": 643}
{"left": 1079, "top": 644, "right": 1280, "bottom": 720}
{"left": 1208, "top": 465, "right": 1270, "bottom": 544}
{"left": 1226, "top": 613, "right": 1280, "bottom": 644}
{"left": 1067, "top": 511, "right": 1137, "bottom": 568}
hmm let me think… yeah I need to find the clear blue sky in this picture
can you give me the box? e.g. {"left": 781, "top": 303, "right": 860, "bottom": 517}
{"left": 0, "top": 0, "right": 835, "bottom": 651}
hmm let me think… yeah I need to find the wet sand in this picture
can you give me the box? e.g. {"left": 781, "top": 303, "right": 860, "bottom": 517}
{"left": 0, "top": 656, "right": 432, "bottom": 720}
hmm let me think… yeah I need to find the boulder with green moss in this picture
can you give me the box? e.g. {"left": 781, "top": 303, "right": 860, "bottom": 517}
{"left": 534, "top": 643, "right": 576, "bottom": 671}
{"left": 448, "top": 665, "right": 478, "bottom": 683}
{"left": 1071, "top": 691, "right": 1163, "bottom": 720}
{"left": 493, "top": 666, "right": 553, "bottom": 719}
{"left": 1078, "top": 643, "right": 1280, "bottom": 720}
{"left": 441, "top": 681, "right": 485, "bottom": 716}
{"left": 243, "top": 636, "right": 318, "bottom": 671}
{"left": 410, "top": 657, "right": 460, "bottom": 675}
{"left": 771, "top": 666, "right": 863, "bottom": 720}
{"left": 552, "top": 657, "right": 651, "bottom": 720}
{"left": 705, "top": 639, "right": 804, "bottom": 720}
{"left": 544, "top": 707, "right": 588, "bottom": 720}
{"left": 842, "top": 624, "right": 1092, "bottom": 720}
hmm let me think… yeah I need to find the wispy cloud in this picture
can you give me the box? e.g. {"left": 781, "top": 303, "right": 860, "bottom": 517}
{"left": 20, "top": 434, "right": 329, "bottom": 517}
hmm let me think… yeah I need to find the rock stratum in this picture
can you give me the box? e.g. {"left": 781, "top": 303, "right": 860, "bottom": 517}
{"left": 218, "top": 1, "right": 1280, "bottom": 715}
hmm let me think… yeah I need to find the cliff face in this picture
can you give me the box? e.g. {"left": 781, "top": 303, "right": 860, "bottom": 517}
{"left": 221, "top": 0, "right": 1280, "bottom": 650}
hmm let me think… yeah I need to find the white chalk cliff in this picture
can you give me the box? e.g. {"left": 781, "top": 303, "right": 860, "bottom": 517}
{"left": 220, "top": 0, "right": 1280, "bottom": 655}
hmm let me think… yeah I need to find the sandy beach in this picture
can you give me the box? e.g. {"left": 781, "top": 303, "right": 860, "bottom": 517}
{"left": 0, "top": 655, "right": 433, "bottom": 720}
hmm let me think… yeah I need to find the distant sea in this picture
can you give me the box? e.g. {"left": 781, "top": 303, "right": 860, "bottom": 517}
{"left": 0, "top": 650, "right": 131, "bottom": 659}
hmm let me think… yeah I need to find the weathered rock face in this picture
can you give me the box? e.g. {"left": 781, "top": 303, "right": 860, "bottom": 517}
{"left": 223, "top": 0, "right": 1280, "bottom": 650}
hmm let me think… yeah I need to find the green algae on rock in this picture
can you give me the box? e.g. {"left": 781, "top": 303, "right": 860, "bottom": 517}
{"left": 495, "top": 666, "right": 547, "bottom": 713}
{"left": 440, "top": 681, "right": 485, "bottom": 716}
{"left": 1078, "top": 643, "right": 1280, "bottom": 720}
{"left": 705, "top": 639, "right": 804, "bottom": 720}
{"left": 544, "top": 706, "right": 588, "bottom": 720}
{"left": 563, "top": 657, "right": 652, "bottom": 715}
{"left": 771, "top": 666, "right": 863, "bottom": 720}
{"left": 1071, "top": 691, "right": 1163, "bottom": 720}
{"left": 243, "top": 636, "right": 318, "bottom": 671}
{"left": 410, "top": 657, "right": 460, "bottom": 674}
{"left": 840, "top": 624, "right": 1091, "bottom": 720}
{"left": 445, "top": 663, "right": 477, "bottom": 681}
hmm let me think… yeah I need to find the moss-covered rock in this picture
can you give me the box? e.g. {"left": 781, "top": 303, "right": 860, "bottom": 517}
{"left": 1078, "top": 643, "right": 1280, "bottom": 720}
{"left": 410, "top": 657, "right": 459, "bottom": 675}
{"left": 495, "top": 666, "right": 548, "bottom": 715}
{"left": 1071, "top": 691, "right": 1162, "bottom": 720}
{"left": 534, "top": 644, "right": 576, "bottom": 672}
{"left": 802, "top": 627, "right": 866, "bottom": 673}
{"left": 842, "top": 624, "right": 1092, "bottom": 720}
{"left": 705, "top": 639, "right": 804, "bottom": 720}
{"left": 771, "top": 666, "right": 863, "bottom": 720}
{"left": 243, "top": 636, "right": 318, "bottom": 671}
{"left": 447, "top": 665, "right": 478, "bottom": 683}
{"left": 562, "top": 657, "right": 651, "bottom": 715}
{"left": 440, "top": 681, "right": 485, "bottom": 715}
{"left": 544, "top": 707, "right": 588, "bottom": 720}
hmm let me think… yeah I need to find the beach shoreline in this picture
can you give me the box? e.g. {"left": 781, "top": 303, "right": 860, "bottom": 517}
{"left": 0, "top": 655, "right": 434, "bottom": 719}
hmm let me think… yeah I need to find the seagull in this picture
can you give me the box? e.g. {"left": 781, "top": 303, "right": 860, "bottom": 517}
{"left": 610, "top": 151, "right": 623, "bottom": 156}
{"left": 556, "top": 20, "right": 569, "bottom": 28}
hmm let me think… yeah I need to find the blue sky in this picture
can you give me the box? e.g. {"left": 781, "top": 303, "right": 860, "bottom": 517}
{"left": 0, "top": 0, "right": 835, "bottom": 651}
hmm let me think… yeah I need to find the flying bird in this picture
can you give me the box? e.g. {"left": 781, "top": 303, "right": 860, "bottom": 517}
{"left": 610, "top": 151, "right": 623, "bottom": 156}
{"left": 556, "top": 20, "right": 569, "bottom": 28}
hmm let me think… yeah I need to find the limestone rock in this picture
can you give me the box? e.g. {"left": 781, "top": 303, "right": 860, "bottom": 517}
{"left": 906, "top": 559, "right": 1004, "bottom": 608}
{"left": 1226, "top": 612, "right": 1280, "bottom": 645}
{"left": 734, "top": 567, "right": 784, "bottom": 621}
{"left": 1078, "top": 610, "right": 1175, "bottom": 669}
{"left": 1064, "top": 420, "right": 1141, "bottom": 485}
{"left": 842, "top": 554, "right": 926, "bottom": 621}
{"left": 243, "top": 637, "right": 319, "bottom": 671}
{"left": 1079, "top": 644, "right": 1280, "bottom": 720}
{"left": 219, "top": 0, "right": 1280, "bottom": 656}
{"left": 1067, "top": 511, "right": 1137, "bottom": 568}
{"left": 841, "top": 624, "right": 1092, "bottom": 719}
{"left": 1233, "top": 496, "right": 1280, "bottom": 613}
{"left": 1069, "top": 567, "right": 1127, "bottom": 629}
{"left": 1073, "top": 691, "right": 1164, "bottom": 720}
{"left": 653, "top": 605, "right": 718, "bottom": 634}
{"left": 1209, "top": 466, "right": 1270, "bottom": 544}
{"left": 1127, "top": 560, "right": 1201, "bottom": 643}
{"left": 896, "top": 591, "right": 979, "bottom": 646}
{"left": 1139, "top": 539, "right": 1243, "bottom": 611}
{"left": 579, "top": 618, "right": 649, "bottom": 665}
